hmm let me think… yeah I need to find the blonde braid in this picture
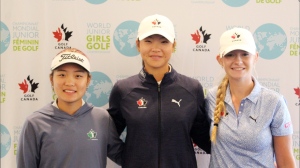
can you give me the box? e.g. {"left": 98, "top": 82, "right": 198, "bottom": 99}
{"left": 211, "top": 76, "right": 229, "bottom": 143}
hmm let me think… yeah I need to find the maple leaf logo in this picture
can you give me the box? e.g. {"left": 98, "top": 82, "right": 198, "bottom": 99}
{"left": 53, "top": 28, "right": 62, "bottom": 42}
{"left": 87, "top": 129, "right": 97, "bottom": 139}
{"left": 191, "top": 26, "right": 211, "bottom": 44}
{"left": 137, "top": 99, "right": 144, "bottom": 106}
{"left": 231, "top": 33, "right": 240, "bottom": 39}
{"left": 27, "top": 76, "right": 39, "bottom": 93}
{"left": 151, "top": 19, "right": 161, "bottom": 25}
{"left": 156, "top": 19, "right": 161, "bottom": 25}
{"left": 294, "top": 87, "right": 300, "bottom": 98}
{"left": 61, "top": 24, "right": 73, "bottom": 41}
{"left": 199, "top": 26, "right": 211, "bottom": 44}
{"left": 191, "top": 30, "right": 201, "bottom": 44}
{"left": 18, "top": 76, "right": 39, "bottom": 94}
{"left": 18, "top": 79, "right": 28, "bottom": 93}
{"left": 137, "top": 97, "right": 147, "bottom": 107}
{"left": 52, "top": 24, "right": 73, "bottom": 42}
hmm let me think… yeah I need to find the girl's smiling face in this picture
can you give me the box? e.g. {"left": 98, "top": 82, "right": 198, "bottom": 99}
{"left": 50, "top": 63, "right": 91, "bottom": 108}
{"left": 218, "top": 50, "right": 258, "bottom": 81}
{"left": 137, "top": 34, "right": 175, "bottom": 73}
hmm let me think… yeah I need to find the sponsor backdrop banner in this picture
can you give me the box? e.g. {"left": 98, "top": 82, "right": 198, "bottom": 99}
{"left": 1, "top": 0, "right": 299, "bottom": 167}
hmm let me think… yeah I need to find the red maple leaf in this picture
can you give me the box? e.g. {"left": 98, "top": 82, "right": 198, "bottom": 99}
{"left": 137, "top": 99, "right": 143, "bottom": 106}
{"left": 294, "top": 87, "right": 300, "bottom": 98}
{"left": 19, "top": 79, "right": 28, "bottom": 93}
{"left": 53, "top": 28, "right": 62, "bottom": 42}
{"left": 191, "top": 30, "right": 201, "bottom": 44}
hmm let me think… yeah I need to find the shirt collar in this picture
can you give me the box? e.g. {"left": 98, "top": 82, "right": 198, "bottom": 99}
{"left": 246, "top": 77, "right": 261, "bottom": 104}
{"left": 157, "top": 64, "right": 172, "bottom": 84}
{"left": 225, "top": 77, "right": 261, "bottom": 104}
{"left": 52, "top": 99, "right": 85, "bottom": 108}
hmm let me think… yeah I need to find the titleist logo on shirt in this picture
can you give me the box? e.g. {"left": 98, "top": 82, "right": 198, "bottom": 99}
{"left": 59, "top": 53, "right": 84, "bottom": 63}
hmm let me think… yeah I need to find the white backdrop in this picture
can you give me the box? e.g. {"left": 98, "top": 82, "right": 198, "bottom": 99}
{"left": 1, "top": 0, "right": 299, "bottom": 167}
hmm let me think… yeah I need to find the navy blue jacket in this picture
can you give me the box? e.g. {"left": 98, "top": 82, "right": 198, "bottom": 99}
{"left": 108, "top": 66, "right": 211, "bottom": 168}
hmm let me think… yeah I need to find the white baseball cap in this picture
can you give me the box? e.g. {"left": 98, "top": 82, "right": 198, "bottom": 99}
{"left": 219, "top": 27, "right": 256, "bottom": 57}
{"left": 137, "top": 14, "right": 175, "bottom": 43}
{"left": 51, "top": 48, "right": 90, "bottom": 72}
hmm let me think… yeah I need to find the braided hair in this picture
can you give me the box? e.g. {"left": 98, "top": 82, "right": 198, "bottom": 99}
{"left": 211, "top": 75, "right": 229, "bottom": 143}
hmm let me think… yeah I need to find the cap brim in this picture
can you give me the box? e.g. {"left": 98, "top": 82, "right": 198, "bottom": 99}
{"left": 51, "top": 61, "right": 90, "bottom": 72}
{"left": 221, "top": 44, "right": 256, "bottom": 57}
{"left": 51, "top": 52, "right": 90, "bottom": 72}
{"left": 138, "top": 30, "right": 174, "bottom": 43}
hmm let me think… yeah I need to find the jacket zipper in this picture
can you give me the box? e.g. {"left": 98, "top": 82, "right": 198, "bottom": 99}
{"left": 158, "top": 84, "right": 161, "bottom": 168}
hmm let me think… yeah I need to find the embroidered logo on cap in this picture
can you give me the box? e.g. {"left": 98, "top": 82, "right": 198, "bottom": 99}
{"left": 152, "top": 19, "right": 161, "bottom": 25}
{"left": 231, "top": 32, "right": 240, "bottom": 39}
{"left": 151, "top": 19, "right": 162, "bottom": 29}
{"left": 59, "top": 53, "right": 84, "bottom": 63}
{"left": 231, "top": 32, "right": 242, "bottom": 43}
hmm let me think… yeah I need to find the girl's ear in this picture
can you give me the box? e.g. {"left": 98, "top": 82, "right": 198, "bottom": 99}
{"left": 136, "top": 40, "right": 140, "bottom": 52}
{"left": 216, "top": 55, "right": 223, "bottom": 67}
{"left": 86, "top": 75, "right": 91, "bottom": 87}
{"left": 49, "top": 74, "right": 54, "bottom": 86}
{"left": 254, "top": 52, "right": 259, "bottom": 63}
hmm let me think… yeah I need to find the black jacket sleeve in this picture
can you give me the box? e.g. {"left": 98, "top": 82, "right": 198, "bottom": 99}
{"left": 190, "top": 83, "right": 211, "bottom": 154}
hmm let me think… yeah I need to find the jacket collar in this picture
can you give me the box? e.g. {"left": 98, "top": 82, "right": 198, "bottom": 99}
{"left": 139, "top": 64, "right": 177, "bottom": 85}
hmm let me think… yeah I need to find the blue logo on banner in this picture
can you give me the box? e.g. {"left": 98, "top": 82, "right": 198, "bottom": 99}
{"left": 0, "top": 21, "right": 10, "bottom": 54}
{"left": 113, "top": 20, "right": 139, "bottom": 57}
{"left": 222, "top": 0, "right": 249, "bottom": 7}
{"left": 253, "top": 23, "right": 287, "bottom": 60}
{"left": 85, "top": 0, "right": 107, "bottom": 4}
{"left": 84, "top": 71, "right": 112, "bottom": 107}
{"left": 1, "top": 124, "right": 11, "bottom": 158}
